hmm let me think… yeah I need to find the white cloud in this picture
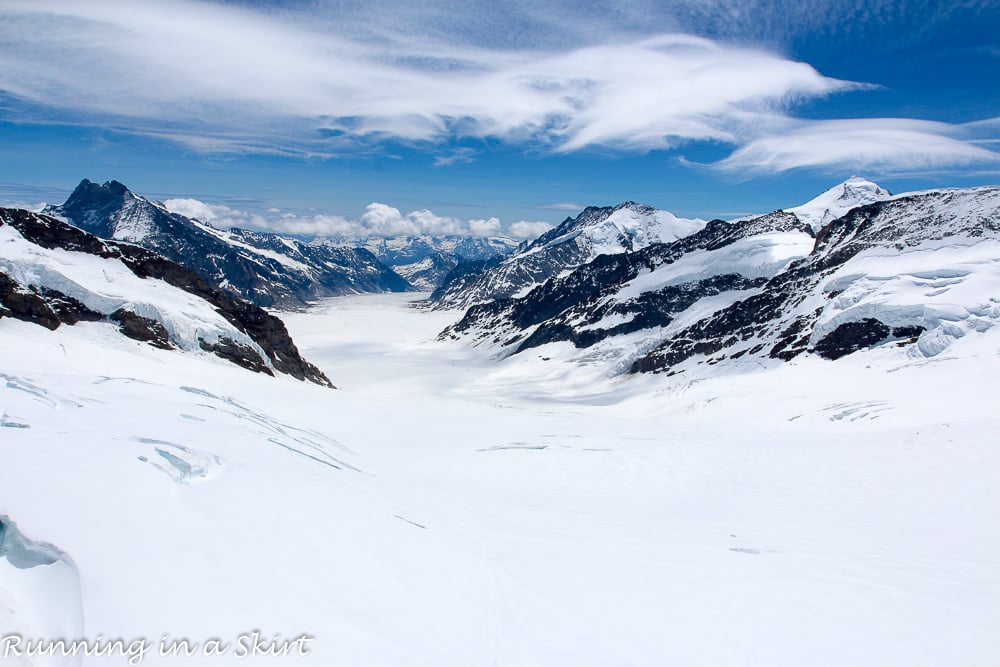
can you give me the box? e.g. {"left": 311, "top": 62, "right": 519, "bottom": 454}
{"left": 162, "top": 198, "right": 227, "bottom": 222}
{"left": 0, "top": 200, "right": 46, "bottom": 212}
{"left": 163, "top": 198, "right": 546, "bottom": 240}
{"left": 508, "top": 220, "right": 555, "bottom": 240}
{"left": 432, "top": 148, "right": 479, "bottom": 167}
{"left": 713, "top": 118, "right": 1000, "bottom": 173}
{"left": 467, "top": 217, "right": 502, "bottom": 237}
{"left": 0, "top": 1, "right": 850, "bottom": 155}
{"left": 263, "top": 214, "right": 358, "bottom": 238}
{"left": 359, "top": 203, "right": 463, "bottom": 236}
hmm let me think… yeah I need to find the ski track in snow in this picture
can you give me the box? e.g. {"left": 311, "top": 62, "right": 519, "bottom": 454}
{"left": 0, "top": 293, "right": 998, "bottom": 666}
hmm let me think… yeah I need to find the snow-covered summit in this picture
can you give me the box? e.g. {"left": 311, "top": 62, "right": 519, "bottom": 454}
{"left": 43, "top": 178, "right": 157, "bottom": 242}
{"left": 788, "top": 176, "right": 892, "bottom": 232}
{"left": 431, "top": 202, "right": 706, "bottom": 310}
{"left": 525, "top": 201, "right": 705, "bottom": 257}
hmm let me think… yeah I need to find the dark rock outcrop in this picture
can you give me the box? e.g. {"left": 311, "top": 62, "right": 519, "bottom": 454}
{"left": 109, "top": 309, "right": 174, "bottom": 349}
{"left": 0, "top": 271, "right": 104, "bottom": 330}
{"left": 198, "top": 336, "right": 271, "bottom": 375}
{"left": 813, "top": 319, "right": 891, "bottom": 360}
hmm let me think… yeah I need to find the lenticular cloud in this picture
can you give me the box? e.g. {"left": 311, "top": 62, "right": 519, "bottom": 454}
{"left": 714, "top": 118, "right": 1000, "bottom": 173}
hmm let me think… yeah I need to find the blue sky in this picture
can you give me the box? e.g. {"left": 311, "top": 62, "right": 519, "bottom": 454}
{"left": 1, "top": 0, "right": 998, "bottom": 239}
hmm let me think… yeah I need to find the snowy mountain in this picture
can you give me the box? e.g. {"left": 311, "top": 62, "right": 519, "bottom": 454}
{"left": 787, "top": 176, "right": 893, "bottom": 232}
{"left": 44, "top": 180, "right": 411, "bottom": 309}
{"left": 389, "top": 252, "right": 461, "bottom": 291}
{"left": 0, "top": 207, "right": 333, "bottom": 386}
{"left": 441, "top": 183, "right": 1000, "bottom": 378}
{"left": 430, "top": 202, "right": 706, "bottom": 309}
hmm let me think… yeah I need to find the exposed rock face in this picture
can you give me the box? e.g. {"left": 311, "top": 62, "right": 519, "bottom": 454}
{"left": 198, "top": 336, "right": 271, "bottom": 375}
{"left": 0, "top": 271, "right": 104, "bottom": 330}
{"left": 813, "top": 319, "right": 891, "bottom": 360}
{"left": 0, "top": 207, "right": 333, "bottom": 387}
{"left": 109, "top": 308, "right": 174, "bottom": 349}
{"left": 45, "top": 180, "right": 410, "bottom": 308}
{"left": 0, "top": 272, "right": 68, "bottom": 330}
{"left": 441, "top": 184, "right": 1000, "bottom": 375}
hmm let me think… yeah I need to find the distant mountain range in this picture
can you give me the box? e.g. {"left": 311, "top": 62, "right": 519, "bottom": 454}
{"left": 439, "top": 178, "right": 1000, "bottom": 375}
{"left": 346, "top": 235, "right": 518, "bottom": 291}
{"left": 9, "top": 176, "right": 998, "bottom": 380}
{"left": 43, "top": 180, "right": 519, "bottom": 307}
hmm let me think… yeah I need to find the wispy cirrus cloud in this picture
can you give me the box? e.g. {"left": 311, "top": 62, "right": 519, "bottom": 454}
{"left": 0, "top": 183, "right": 71, "bottom": 211}
{"left": 532, "top": 202, "right": 588, "bottom": 212}
{"left": 163, "top": 198, "right": 550, "bottom": 240}
{"left": 2, "top": 0, "right": 996, "bottom": 176}
{"left": 0, "top": 0, "right": 848, "bottom": 156}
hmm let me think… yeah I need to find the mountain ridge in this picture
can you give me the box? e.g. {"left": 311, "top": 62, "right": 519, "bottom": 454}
{"left": 45, "top": 179, "right": 411, "bottom": 309}
{"left": 440, "top": 182, "right": 1000, "bottom": 378}
{"left": 430, "top": 201, "right": 706, "bottom": 310}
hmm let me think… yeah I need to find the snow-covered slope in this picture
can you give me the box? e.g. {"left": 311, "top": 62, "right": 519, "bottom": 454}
{"left": 0, "top": 207, "right": 332, "bottom": 386}
{"left": 1, "top": 292, "right": 997, "bottom": 666}
{"left": 45, "top": 180, "right": 411, "bottom": 309}
{"left": 430, "top": 202, "right": 706, "bottom": 309}
{"left": 442, "top": 185, "right": 1000, "bottom": 380}
{"left": 389, "top": 253, "right": 460, "bottom": 291}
